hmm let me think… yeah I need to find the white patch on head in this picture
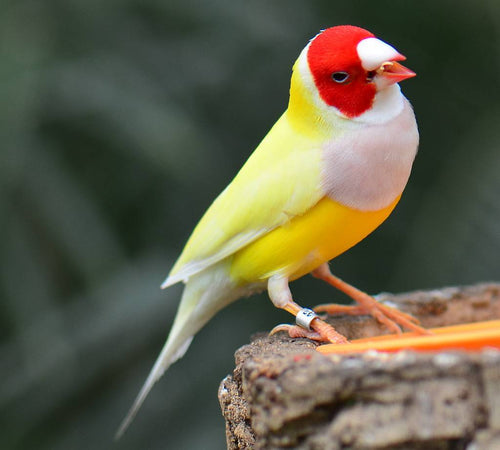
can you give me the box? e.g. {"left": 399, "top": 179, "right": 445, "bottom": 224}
{"left": 357, "top": 37, "right": 401, "bottom": 71}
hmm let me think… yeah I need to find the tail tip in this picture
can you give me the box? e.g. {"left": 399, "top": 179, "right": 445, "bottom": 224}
{"left": 161, "top": 275, "right": 176, "bottom": 289}
{"left": 114, "top": 416, "right": 131, "bottom": 441}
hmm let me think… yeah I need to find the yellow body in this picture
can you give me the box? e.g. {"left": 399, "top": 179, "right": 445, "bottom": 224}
{"left": 231, "top": 195, "right": 399, "bottom": 284}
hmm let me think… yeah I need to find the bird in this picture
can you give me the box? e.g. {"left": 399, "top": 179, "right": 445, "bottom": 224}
{"left": 116, "top": 25, "right": 424, "bottom": 437}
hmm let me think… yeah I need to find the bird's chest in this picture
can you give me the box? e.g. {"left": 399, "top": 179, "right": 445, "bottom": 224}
{"left": 321, "top": 101, "right": 418, "bottom": 211}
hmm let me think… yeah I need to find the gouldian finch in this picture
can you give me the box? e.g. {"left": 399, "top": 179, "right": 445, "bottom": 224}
{"left": 117, "top": 25, "right": 423, "bottom": 436}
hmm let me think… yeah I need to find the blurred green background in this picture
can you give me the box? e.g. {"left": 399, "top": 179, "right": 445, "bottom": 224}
{"left": 1, "top": 0, "right": 499, "bottom": 448}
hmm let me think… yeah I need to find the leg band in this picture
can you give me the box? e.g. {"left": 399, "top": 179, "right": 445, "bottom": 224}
{"left": 296, "top": 308, "right": 318, "bottom": 330}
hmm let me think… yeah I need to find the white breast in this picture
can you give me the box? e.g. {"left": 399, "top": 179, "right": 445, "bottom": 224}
{"left": 320, "top": 97, "right": 419, "bottom": 211}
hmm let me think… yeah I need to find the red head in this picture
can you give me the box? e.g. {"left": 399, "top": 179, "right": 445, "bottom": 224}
{"left": 306, "top": 25, "right": 415, "bottom": 118}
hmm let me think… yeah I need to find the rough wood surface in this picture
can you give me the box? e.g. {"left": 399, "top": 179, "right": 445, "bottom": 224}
{"left": 218, "top": 283, "right": 500, "bottom": 449}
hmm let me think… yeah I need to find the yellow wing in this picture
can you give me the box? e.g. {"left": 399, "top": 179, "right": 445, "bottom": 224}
{"left": 162, "top": 112, "right": 325, "bottom": 287}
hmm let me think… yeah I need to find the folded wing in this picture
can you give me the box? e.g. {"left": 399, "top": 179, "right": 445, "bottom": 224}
{"left": 162, "top": 114, "right": 324, "bottom": 287}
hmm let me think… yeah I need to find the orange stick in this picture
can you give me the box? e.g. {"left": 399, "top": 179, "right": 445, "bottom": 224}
{"left": 316, "top": 320, "right": 500, "bottom": 354}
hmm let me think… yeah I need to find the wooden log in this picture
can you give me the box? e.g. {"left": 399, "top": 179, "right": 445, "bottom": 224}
{"left": 219, "top": 283, "right": 500, "bottom": 449}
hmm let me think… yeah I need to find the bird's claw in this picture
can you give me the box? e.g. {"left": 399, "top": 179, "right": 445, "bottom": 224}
{"left": 314, "top": 300, "right": 429, "bottom": 335}
{"left": 270, "top": 324, "right": 323, "bottom": 341}
{"left": 270, "top": 315, "right": 349, "bottom": 344}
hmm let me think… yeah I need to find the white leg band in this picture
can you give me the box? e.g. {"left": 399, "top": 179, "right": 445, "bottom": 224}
{"left": 296, "top": 308, "right": 318, "bottom": 330}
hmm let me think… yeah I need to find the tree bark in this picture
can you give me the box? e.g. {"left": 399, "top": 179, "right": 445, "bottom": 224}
{"left": 219, "top": 283, "right": 500, "bottom": 449}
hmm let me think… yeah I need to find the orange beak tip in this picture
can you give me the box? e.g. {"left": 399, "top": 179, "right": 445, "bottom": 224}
{"left": 381, "top": 61, "right": 416, "bottom": 83}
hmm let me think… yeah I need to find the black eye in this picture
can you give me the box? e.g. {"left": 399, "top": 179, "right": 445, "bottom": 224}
{"left": 331, "top": 71, "right": 350, "bottom": 84}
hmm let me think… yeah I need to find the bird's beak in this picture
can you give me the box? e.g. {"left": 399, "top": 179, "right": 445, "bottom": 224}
{"left": 376, "top": 56, "right": 416, "bottom": 86}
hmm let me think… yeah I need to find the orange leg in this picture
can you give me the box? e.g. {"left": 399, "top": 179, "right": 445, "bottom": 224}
{"left": 268, "top": 275, "right": 348, "bottom": 344}
{"left": 312, "top": 263, "right": 431, "bottom": 335}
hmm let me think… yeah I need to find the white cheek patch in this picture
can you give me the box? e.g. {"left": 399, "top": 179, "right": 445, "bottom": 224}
{"left": 357, "top": 37, "right": 402, "bottom": 71}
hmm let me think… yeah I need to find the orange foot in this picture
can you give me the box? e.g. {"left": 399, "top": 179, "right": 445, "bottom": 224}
{"left": 312, "top": 264, "right": 431, "bottom": 336}
{"left": 270, "top": 311, "right": 349, "bottom": 344}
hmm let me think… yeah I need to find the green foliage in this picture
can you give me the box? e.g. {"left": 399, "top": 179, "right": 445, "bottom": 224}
{"left": 1, "top": 1, "right": 499, "bottom": 448}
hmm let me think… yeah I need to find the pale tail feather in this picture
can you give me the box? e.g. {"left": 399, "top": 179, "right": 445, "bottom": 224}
{"left": 115, "top": 262, "right": 237, "bottom": 439}
{"left": 115, "top": 335, "right": 193, "bottom": 440}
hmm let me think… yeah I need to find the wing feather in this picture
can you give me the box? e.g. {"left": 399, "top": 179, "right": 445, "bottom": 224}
{"left": 162, "top": 113, "right": 324, "bottom": 287}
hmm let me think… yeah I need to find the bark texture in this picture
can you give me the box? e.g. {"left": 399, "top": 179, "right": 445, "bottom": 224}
{"left": 219, "top": 283, "right": 500, "bottom": 449}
